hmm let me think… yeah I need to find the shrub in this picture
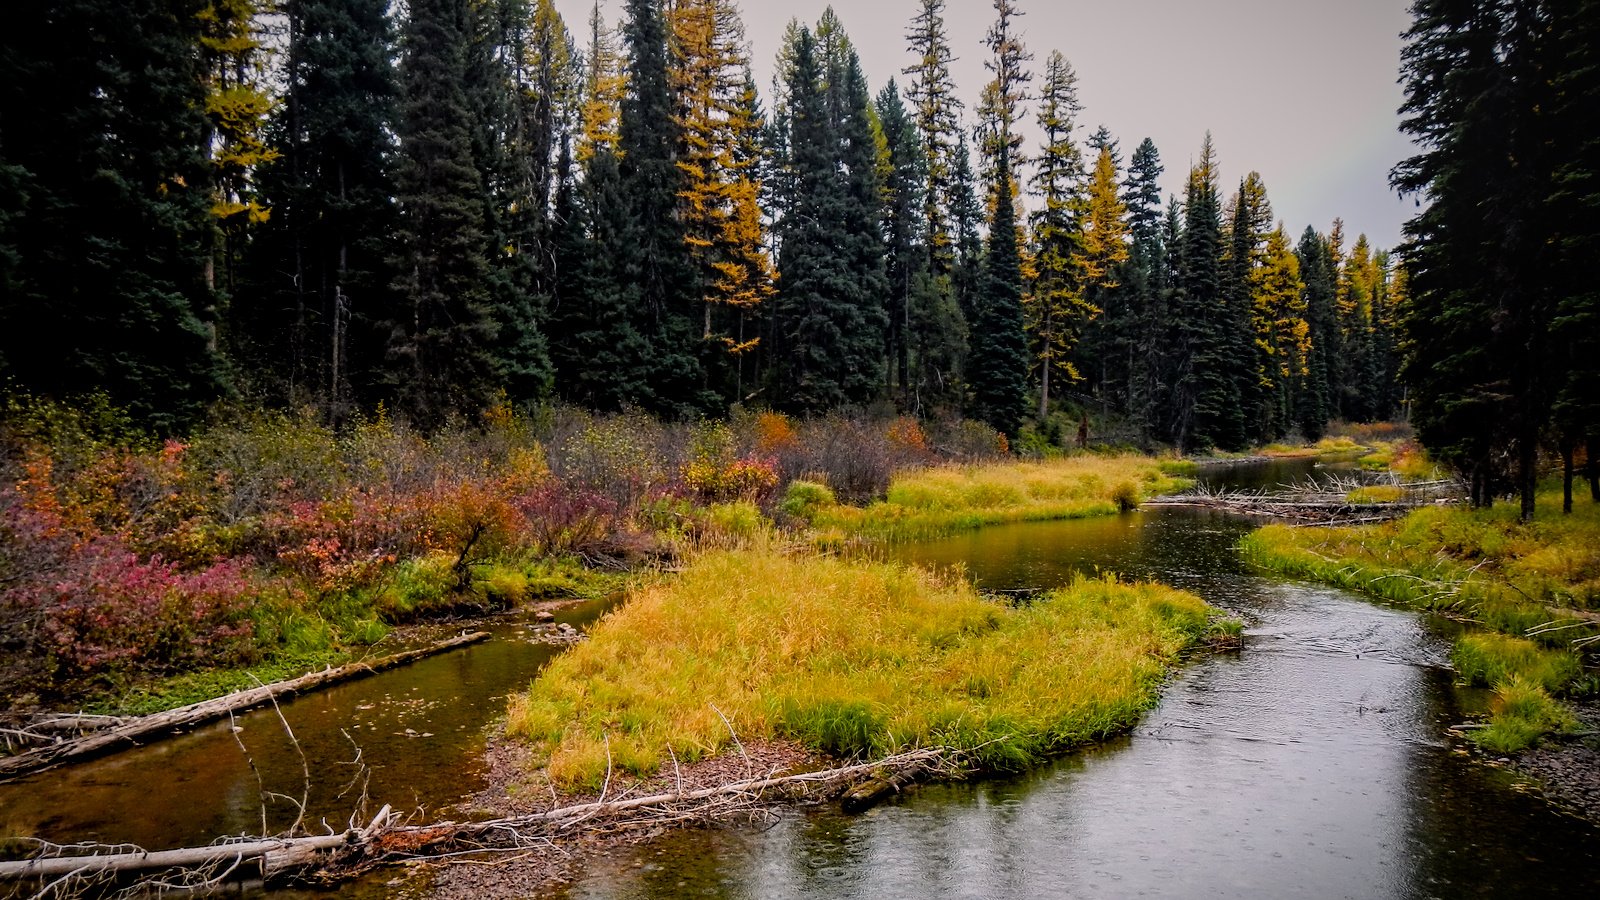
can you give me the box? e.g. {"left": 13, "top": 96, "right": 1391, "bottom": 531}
{"left": 1111, "top": 481, "right": 1140, "bottom": 512}
{"left": 780, "top": 480, "right": 837, "bottom": 521}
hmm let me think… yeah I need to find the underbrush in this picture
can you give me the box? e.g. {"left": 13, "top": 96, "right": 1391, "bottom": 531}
{"left": 798, "top": 455, "right": 1193, "bottom": 544}
{"left": 1241, "top": 485, "right": 1599, "bottom": 751}
{"left": 0, "top": 399, "right": 1010, "bottom": 713}
{"left": 505, "top": 546, "right": 1236, "bottom": 789}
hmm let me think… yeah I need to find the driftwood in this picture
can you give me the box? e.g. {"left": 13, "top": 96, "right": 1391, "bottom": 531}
{"left": 1148, "top": 476, "right": 1462, "bottom": 525}
{"left": 0, "top": 748, "right": 956, "bottom": 889}
{"left": 0, "top": 632, "right": 490, "bottom": 782}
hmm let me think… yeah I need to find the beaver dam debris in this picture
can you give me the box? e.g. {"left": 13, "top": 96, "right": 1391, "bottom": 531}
{"left": 0, "top": 748, "right": 959, "bottom": 895}
{"left": 1147, "top": 476, "right": 1461, "bottom": 525}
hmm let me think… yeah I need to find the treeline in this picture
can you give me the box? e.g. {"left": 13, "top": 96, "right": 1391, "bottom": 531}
{"left": 0, "top": 0, "right": 1399, "bottom": 450}
{"left": 1394, "top": 0, "right": 1600, "bottom": 519}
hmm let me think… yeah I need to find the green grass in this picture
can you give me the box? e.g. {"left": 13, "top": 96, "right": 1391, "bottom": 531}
{"left": 84, "top": 650, "right": 350, "bottom": 717}
{"left": 506, "top": 545, "right": 1234, "bottom": 788}
{"left": 809, "top": 454, "right": 1193, "bottom": 544}
{"left": 1241, "top": 484, "right": 1599, "bottom": 750}
{"left": 1473, "top": 677, "right": 1578, "bottom": 754}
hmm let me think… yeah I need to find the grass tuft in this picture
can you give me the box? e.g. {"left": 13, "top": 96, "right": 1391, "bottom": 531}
{"left": 506, "top": 548, "right": 1226, "bottom": 788}
{"left": 810, "top": 454, "right": 1191, "bottom": 543}
{"left": 1472, "top": 677, "right": 1578, "bottom": 754}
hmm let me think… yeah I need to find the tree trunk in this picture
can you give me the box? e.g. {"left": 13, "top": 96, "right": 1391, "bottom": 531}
{"left": 1519, "top": 436, "right": 1537, "bottom": 523}
{"left": 1563, "top": 439, "right": 1575, "bottom": 515}
{"left": 1588, "top": 437, "right": 1600, "bottom": 503}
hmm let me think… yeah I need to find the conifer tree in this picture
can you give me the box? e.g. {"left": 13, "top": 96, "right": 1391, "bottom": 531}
{"left": 1171, "top": 134, "right": 1238, "bottom": 451}
{"left": 1074, "top": 145, "right": 1131, "bottom": 410}
{"left": 578, "top": 2, "right": 626, "bottom": 163}
{"left": 669, "top": 0, "right": 774, "bottom": 403}
{"left": 878, "top": 80, "right": 927, "bottom": 402}
{"left": 0, "top": 0, "right": 227, "bottom": 430}
{"left": 618, "top": 0, "right": 703, "bottom": 415}
{"left": 903, "top": 0, "right": 964, "bottom": 274}
{"left": 1122, "top": 137, "right": 1167, "bottom": 436}
{"left": 1222, "top": 172, "right": 1273, "bottom": 441}
{"left": 968, "top": 3, "right": 1032, "bottom": 438}
{"left": 388, "top": 0, "right": 498, "bottom": 424}
{"left": 1250, "top": 226, "right": 1310, "bottom": 438}
{"left": 1294, "top": 226, "right": 1338, "bottom": 440}
{"left": 772, "top": 28, "right": 885, "bottom": 412}
{"left": 1025, "top": 50, "right": 1088, "bottom": 418}
{"left": 976, "top": 0, "right": 1032, "bottom": 218}
{"left": 243, "top": 0, "right": 399, "bottom": 415}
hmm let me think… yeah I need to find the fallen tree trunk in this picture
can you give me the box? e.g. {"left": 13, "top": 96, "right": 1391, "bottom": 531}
{"left": 0, "top": 631, "right": 490, "bottom": 781}
{"left": 0, "top": 748, "right": 955, "bottom": 886}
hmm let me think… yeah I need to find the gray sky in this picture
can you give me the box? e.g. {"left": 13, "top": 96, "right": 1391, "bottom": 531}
{"left": 555, "top": 0, "right": 1418, "bottom": 249}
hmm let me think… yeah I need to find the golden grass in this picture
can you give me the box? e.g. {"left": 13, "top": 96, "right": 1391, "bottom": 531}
{"left": 1241, "top": 485, "right": 1598, "bottom": 751}
{"left": 810, "top": 454, "right": 1192, "bottom": 543}
{"left": 506, "top": 546, "right": 1226, "bottom": 788}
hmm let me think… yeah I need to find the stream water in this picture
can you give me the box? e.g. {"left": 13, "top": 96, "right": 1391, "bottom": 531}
{"left": 2, "top": 457, "right": 1597, "bottom": 898}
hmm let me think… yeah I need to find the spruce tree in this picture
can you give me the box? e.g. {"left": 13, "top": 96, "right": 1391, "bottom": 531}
{"left": 1294, "top": 226, "right": 1337, "bottom": 440}
{"left": 1222, "top": 172, "right": 1274, "bottom": 441}
{"left": 1027, "top": 51, "right": 1088, "bottom": 419}
{"left": 903, "top": 0, "right": 964, "bottom": 274}
{"left": 969, "top": 151, "right": 1030, "bottom": 438}
{"left": 1172, "top": 135, "right": 1239, "bottom": 452}
{"left": 878, "top": 80, "right": 927, "bottom": 403}
{"left": 242, "top": 0, "right": 399, "bottom": 416}
{"left": 0, "top": 0, "right": 227, "bottom": 431}
{"left": 388, "top": 0, "right": 498, "bottom": 425}
{"left": 618, "top": 0, "right": 703, "bottom": 415}
{"left": 1122, "top": 138, "right": 1166, "bottom": 438}
{"left": 772, "top": 29, "right": 883, "bottom": 412}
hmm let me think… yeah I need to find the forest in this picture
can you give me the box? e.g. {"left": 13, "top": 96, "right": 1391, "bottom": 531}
{"left": 1, "top": 0, "right": 1410, "bottom": 456}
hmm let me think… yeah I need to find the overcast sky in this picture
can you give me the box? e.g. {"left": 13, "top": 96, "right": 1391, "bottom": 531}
{"left": 553, "top": 0, "right": 1419, "bottom": 249}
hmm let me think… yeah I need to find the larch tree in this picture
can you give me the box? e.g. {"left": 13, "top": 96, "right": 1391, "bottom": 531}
{"left": 975, "top": 0, "right": 1032, "bottom": 219}
{"left": 1250, "top": 225, "right": 1310, "bottom": 438}
{"left": 578, "top": 2, "right": 626, "bottom": 164}
{"left": 1073, "top": 144, "right": 1131, "bottom": 411}
{"left": 669, "top": 0, "right": 774, "bottom": 403}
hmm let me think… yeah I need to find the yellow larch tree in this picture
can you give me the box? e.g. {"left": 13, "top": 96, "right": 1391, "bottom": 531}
{"left": 578, "top": 1, "right": 626, "bottom": 164}
{"left": 668, "top": 0, "right": 774, "bottom": 369}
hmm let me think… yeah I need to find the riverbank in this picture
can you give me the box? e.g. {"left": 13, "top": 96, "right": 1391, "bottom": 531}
{"left": 1240, "top": 485, "right": 1599, "bottom": 811}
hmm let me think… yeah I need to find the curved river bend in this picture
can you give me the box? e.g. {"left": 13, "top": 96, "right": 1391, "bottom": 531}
{"left": 2, "top": 458, "right": 1596, "bottom": 897}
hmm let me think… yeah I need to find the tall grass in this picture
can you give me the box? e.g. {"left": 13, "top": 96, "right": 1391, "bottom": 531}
{"left": 1241, "top": 486, "right": 1598, "bottom": 750}
{"left": 505, "top": 546, "right": 1229, "bottom": 788}
{"left": 804, "top": 454, "right": 1192, "bottom": 544}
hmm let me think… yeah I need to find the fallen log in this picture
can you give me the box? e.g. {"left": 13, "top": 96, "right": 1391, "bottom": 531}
{"left": 0, "top": 749, "right": 956, "bottom": 886}
{"left": 0, "top": 631, "right": 490, "bottom": 781}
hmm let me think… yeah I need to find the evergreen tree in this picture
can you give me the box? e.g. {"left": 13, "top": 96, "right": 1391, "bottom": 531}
{"left": 1222, "top": 172, "right": 1273, "bottom": 441}
{"left": 1294, "top": 226, "right": 1338, "bottom": 440}
{"left": 976, "top": 0, "right": 1032, "bottom": 217}
{"left": 1122, "top": 138, "right": 1167, "bottom": 437}
{"left": 243, "top": 0, "right": 399, "bottom": 416}
{"left": 771, "top": 28, "right": 885, "bottom": 412}
{"left": 1026, "top": 51, "right": 1088, "bottom": 419}
{"left": 968, "top": 4, "right": 1032, "bottom": 438}
{"left": 669, "top": 0, "right": 773, "bottom": 403}
{"left": 618, "top": 0, "right": 703, "bottom": 415}
{"left": 388, "top": 0, "right": 498, "bottom": 424}
{"left": 1171, "top": 134, "right": 1239, "bottom": 451}
{"left": 878, "top": 80, "right": 927, "bottom": 403}
{"left": 903, "top": 0, "right": 964, "bottom": 274}
{"left": 1250, "top": 226, "right": 1310, "bottom": 438}
{"left": 0, "top": 0, "right": 227, "bottom": 430}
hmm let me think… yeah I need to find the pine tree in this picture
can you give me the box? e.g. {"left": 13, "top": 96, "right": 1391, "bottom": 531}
{"left": 1222, "top": 172, "right": 1274, "bottom": 441}
{"left": 1074, "top": 144, "right": 1131, "bottom": 411}
{"left": 669, "top": 0, "right": 773, "bottom": 404}
{"left": 878, "top": 80, "right": 927, "bottom": 403}
{"left": 0, "top": 0, "right": 227, "bottom": 431}
{"left": 578, "top": 2, "right": 625, "bottom": 164}
{"left": 1122, "top": 138, "right": 1166, "bottom": 437}
{"left": 968, "top": 3, "right": 1032, "bottom": 438}
{"left": 1250, "top": 226, "right": 1310, "bottom": 438}
{"left": 388, "top": 0, "right": 498, "bottom": 425}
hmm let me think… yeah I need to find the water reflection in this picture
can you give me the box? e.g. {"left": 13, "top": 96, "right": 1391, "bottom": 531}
{"left": 565, "top": 481, "right": 1600, "bottom": 899}
{"left": 0, "top": 601, "right": 610, "bottom": 852}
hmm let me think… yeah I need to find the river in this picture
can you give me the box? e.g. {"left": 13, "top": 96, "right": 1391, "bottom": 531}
{"left": 2, "top": 458, "right": 1597, "bottom": 897}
